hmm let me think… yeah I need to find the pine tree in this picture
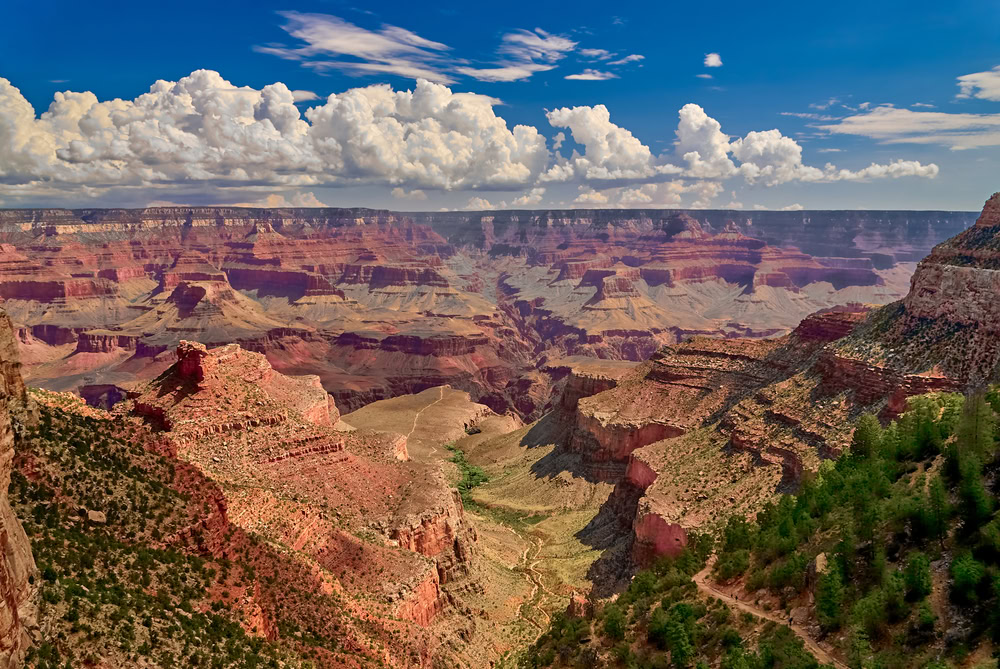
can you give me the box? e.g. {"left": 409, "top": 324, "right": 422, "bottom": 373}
{"left": 927, "top": 475, "right": 950, "bottom": 546}
{"left": 847, "top": 624, "right": 872, "bottom": 669}
{"left": 602, "top": 604, "right": 625, "bottom": 641}
{"left": 666, "top": 618, "right": 693, "bottom": 669}
{"left": 958, "top": 453, "right": 993, "bottom": 530}
{"left": 878, "top": 422, "right": 901, "bottom": 461}
{"left": 951, "top": 553, "right": 985, "bottom": 604}
{"left": 851, "top": 414, "right": 882, "bottom": 459}
{"left": 817, "top": 568, "right": 844, "bottom": 631}
{"left": 903, "top": 552, "right": 932, "bottom": 601}
{"left": 957, "top": 392, "right": 995, "bottom": 461}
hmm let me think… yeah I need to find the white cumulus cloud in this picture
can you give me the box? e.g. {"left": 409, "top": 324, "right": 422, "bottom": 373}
{"left": 0, "top": 69, "right": 941, "bottom": 206}
{"left": 704, "top": 53, "right": 723, "bottom": 67}
{"left": 391, "top": 187, "right": 428, "bottom": 200}
{"left": 511, "top": 187, "right": 546, "bottom": 206}
{"left": 290, "top": 90, "right": 320, "bottom": 102}
{"left": 675, "top": 104, "right": 736, "bottom": 178}
{"left": 0, "top": 71, "right": 550, "bottom": 200}
{"left": 465, "top": 196, "right": 495, "bottom": 210}
{"left": 229, "top": 191, "right": 330, "bottom": 208}
{"left": 543, "top": 104, "right": 681, "bottom": 181}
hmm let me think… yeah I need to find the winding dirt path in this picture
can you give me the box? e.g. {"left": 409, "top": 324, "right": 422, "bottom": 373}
{"left": 693, "top": 559, "right": 848, "bottom": 669}
{"left": 501, "top": 525, "right": 552, "bottom": 634}
{"left": 406, "top": 387, "right": 446, "bottom": 457}
{"left": 526, "top": 535, "right": 559, "bottom": 602}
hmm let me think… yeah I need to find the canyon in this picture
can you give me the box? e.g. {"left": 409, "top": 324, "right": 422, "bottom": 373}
{"left": 0, "top": 206, "right": 974, "bottom": 421}
{"left": 0, "top": 198, "right": 997, "bottom": 665}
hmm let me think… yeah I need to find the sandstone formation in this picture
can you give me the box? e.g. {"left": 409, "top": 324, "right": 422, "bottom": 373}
{"left": 840, "top": 192, "right": 1000, "bottom": 384}
{"left": 562, "top": 303, "right": 967, "bottom": 566}
{"left": 118, "top": 342, "right": 484, "bottom": 631}
{"left": 0, "top": 309, "right": 36, "bottom": 668}
{"left": 0, "top": 206, "right": 972, "bottom": 419}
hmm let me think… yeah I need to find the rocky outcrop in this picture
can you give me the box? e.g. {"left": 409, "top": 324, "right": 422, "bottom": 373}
{"left": 792, "top": 305, "right": 870, "bottom": 342}
{"left": 838, "top": 192, "right": 1000, "bottom": 384}
{"left": 569, "top": 300, "right": 980, "bottom": 565}
{"left": 543, "top": 357, "right": 638, "bottom": 412}
{"left": 75, "top": 331, "right": 139, "bottom": 353}
{"left": 385, "top": 490, "right": 476, "bottom": 584}
{"left": 395, "top": 570, "right": 448, "bottom": 627}
{"left": 570, "top": 411, "right": 682, "bottom": 464}
{"left": 815, "top": 351, "right": 961, "bottom": 416}
{"left": 0, "top": 309, "right": 37, "bottom": 667}
{"left": 633, "top": 512, "right": 689, "bottom": 566}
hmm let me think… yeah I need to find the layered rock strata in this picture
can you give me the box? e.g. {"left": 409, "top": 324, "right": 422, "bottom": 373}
{"left": 569, "top": 303, "right": 973, "bottom": 565}
{"left": 839, "top": 192, "right": 1000, "bottom": 384}
{"left": 0, "top": 207, "right": 970, "bottom": 419}
{"left": 121, "top": 341, "right": 477, "bottom": 627}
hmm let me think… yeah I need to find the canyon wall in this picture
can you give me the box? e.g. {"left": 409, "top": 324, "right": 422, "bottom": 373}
{"left": 838, "top": 192, "right": 1000, "bottom": 384}
{"left": 0, "top": 206, "right": 973, "bottom": 419}
{"left": 0, "top": 310, "right": 36, "bottom": 667}
{"left": 586, "top": 194, "right": 1000, "bottom": 565}
{"left": 566, "top": 303, "right": 974, "bottom": 566}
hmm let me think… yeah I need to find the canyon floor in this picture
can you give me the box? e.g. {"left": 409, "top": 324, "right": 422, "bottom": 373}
{"left": 344, "top": 385, "right": 628, "bottom": 663}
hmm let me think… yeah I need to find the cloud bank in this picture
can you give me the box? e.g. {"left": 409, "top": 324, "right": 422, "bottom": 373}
{"left": 0, "top": 69, "right": 938, "bottom": 209}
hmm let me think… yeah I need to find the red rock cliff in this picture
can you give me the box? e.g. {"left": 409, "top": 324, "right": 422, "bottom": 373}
{"left": 0, "top": 309, "right": 37, "bottom": 667}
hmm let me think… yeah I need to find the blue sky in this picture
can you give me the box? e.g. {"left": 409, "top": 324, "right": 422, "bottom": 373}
{"left": 2, "top": 0, "right": 999, "bottom": 210}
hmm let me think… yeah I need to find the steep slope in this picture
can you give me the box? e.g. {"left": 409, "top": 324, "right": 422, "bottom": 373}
{"left": 17, "top": 388, "right": 422, "bottom": 667}
{"left": 0, "top": 309, "right": 36, "bottom": 668}
{"left": 122, "top": 341, "right": 479, "bottom": 630}
{"left": 840, "top": 191, "right": 1000, "bottom": 383}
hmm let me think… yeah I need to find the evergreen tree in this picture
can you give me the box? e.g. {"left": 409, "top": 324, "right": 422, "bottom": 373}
{"left": 667, "top": 618, "right": 693, "bottom": 669}
{"left": 951, "top": 553, "right": 986, "bottom": 604}
{"left": 878, "top": 422, "right": 901, "bottom": 461}
{"left": 602, "top": 604, "right": 625, "bottom": 641}
{"left": 926, "top": 475, "right": 950, "bottom": 545}
{"left": 816, "top": 568, "right": 844, "bottom": 631}
{"left": 958, "top": 453, "right": 993, "bottom": 530}
{"left": 903, "top": 552, "right": 932, "bottom": 601}
{"left": 884, "top": 572, "right": 907, "bottom": 622}
{"left": 957, "top": 392, "right": 995, "bottom": 461}
{"left": 846, "top": 625, "right": 872, "bottom": 669}
{"left": 851, "top": 414, "right": 882, "bottom": 459}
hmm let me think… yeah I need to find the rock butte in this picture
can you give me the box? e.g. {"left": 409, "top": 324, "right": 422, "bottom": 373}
{"left": 121, "top": 340, "right": 480, "bottom": 630}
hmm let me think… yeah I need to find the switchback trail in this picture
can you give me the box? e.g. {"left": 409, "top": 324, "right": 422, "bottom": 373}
{"left": 693, "top": 558, "right": 848, "bottom": 669}
{"left": 501, "top": 524, "right": 551, "bottom": 637}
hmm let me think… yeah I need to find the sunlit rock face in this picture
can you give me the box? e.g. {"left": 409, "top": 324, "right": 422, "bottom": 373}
{"left": 837, "top": 192, "right": 1000, "bottom": 384}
